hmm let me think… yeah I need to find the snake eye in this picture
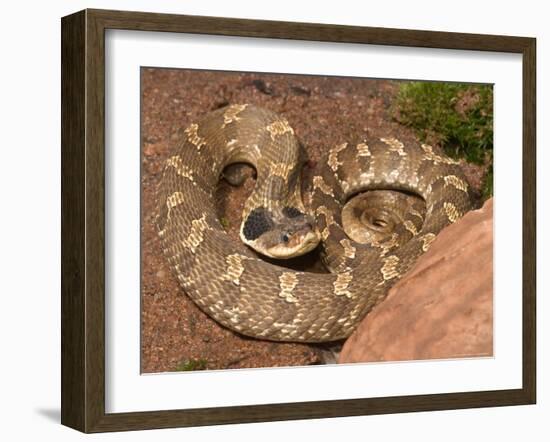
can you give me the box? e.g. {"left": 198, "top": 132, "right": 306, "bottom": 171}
{"left": 281, "top": 233, "right": 290, "bottom": 243}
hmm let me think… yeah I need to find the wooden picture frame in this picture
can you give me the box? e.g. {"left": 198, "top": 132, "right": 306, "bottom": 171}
{"left": 61, "top": 8, "right": 536, "bottom": 433}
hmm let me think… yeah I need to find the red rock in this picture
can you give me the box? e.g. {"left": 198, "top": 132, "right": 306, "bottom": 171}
{"left": 339, "top": 198, "right": 493, "bottom": 363}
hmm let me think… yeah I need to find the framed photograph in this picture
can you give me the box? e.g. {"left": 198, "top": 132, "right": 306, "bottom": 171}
{"left": 61, "top": 9, "right": 536, "bottom": 433}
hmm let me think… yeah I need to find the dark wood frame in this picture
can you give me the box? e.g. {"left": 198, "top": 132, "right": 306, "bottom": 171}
{"left": 61, "top": 8, "right": 536, "bottom": 433}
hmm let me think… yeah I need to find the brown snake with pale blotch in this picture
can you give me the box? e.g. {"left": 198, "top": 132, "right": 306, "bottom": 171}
{"left": 156, "top": 104, "right": 472, "bottom": 342}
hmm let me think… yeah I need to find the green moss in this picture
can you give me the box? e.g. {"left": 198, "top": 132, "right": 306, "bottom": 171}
{"left": 393, "top": 81, "right": 493, "bottom": 163}
{"left": 482, "top": 165, "right": 493, "bottom": 200}
{"left": 393, "top": 81, "right": 493, "bottom": 198}
{"left": 219, "top": 217, "right": 230, "bottom": 229}
{"left": 175, "top": 358, "right": 208, "bottom": 371}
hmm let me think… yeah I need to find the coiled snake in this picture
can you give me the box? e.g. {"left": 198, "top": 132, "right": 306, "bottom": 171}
{"left": 156, "top": 104, "right": 472, "bottom": 342}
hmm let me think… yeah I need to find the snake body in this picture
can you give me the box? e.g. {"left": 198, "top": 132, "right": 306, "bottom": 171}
{"left": 156, "top": 104, "right": 472, "bottom": 342}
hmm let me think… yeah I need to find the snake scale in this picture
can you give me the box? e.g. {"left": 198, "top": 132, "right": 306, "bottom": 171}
{"left": 156, "top": 104, "right": 472, "bottom": 342}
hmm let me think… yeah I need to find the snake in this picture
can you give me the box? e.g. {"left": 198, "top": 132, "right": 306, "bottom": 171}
{"left": 156, "top": 104, "right": 473, "bottom": 342}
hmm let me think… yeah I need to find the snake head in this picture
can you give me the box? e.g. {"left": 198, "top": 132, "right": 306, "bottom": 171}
{"left": 241, "top": 206, "right": 319, "bottom": 259}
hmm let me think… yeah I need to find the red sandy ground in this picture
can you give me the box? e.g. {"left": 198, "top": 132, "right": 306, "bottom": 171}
{"left": 140, "top": 68, "right": 485, "bottom": 373}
